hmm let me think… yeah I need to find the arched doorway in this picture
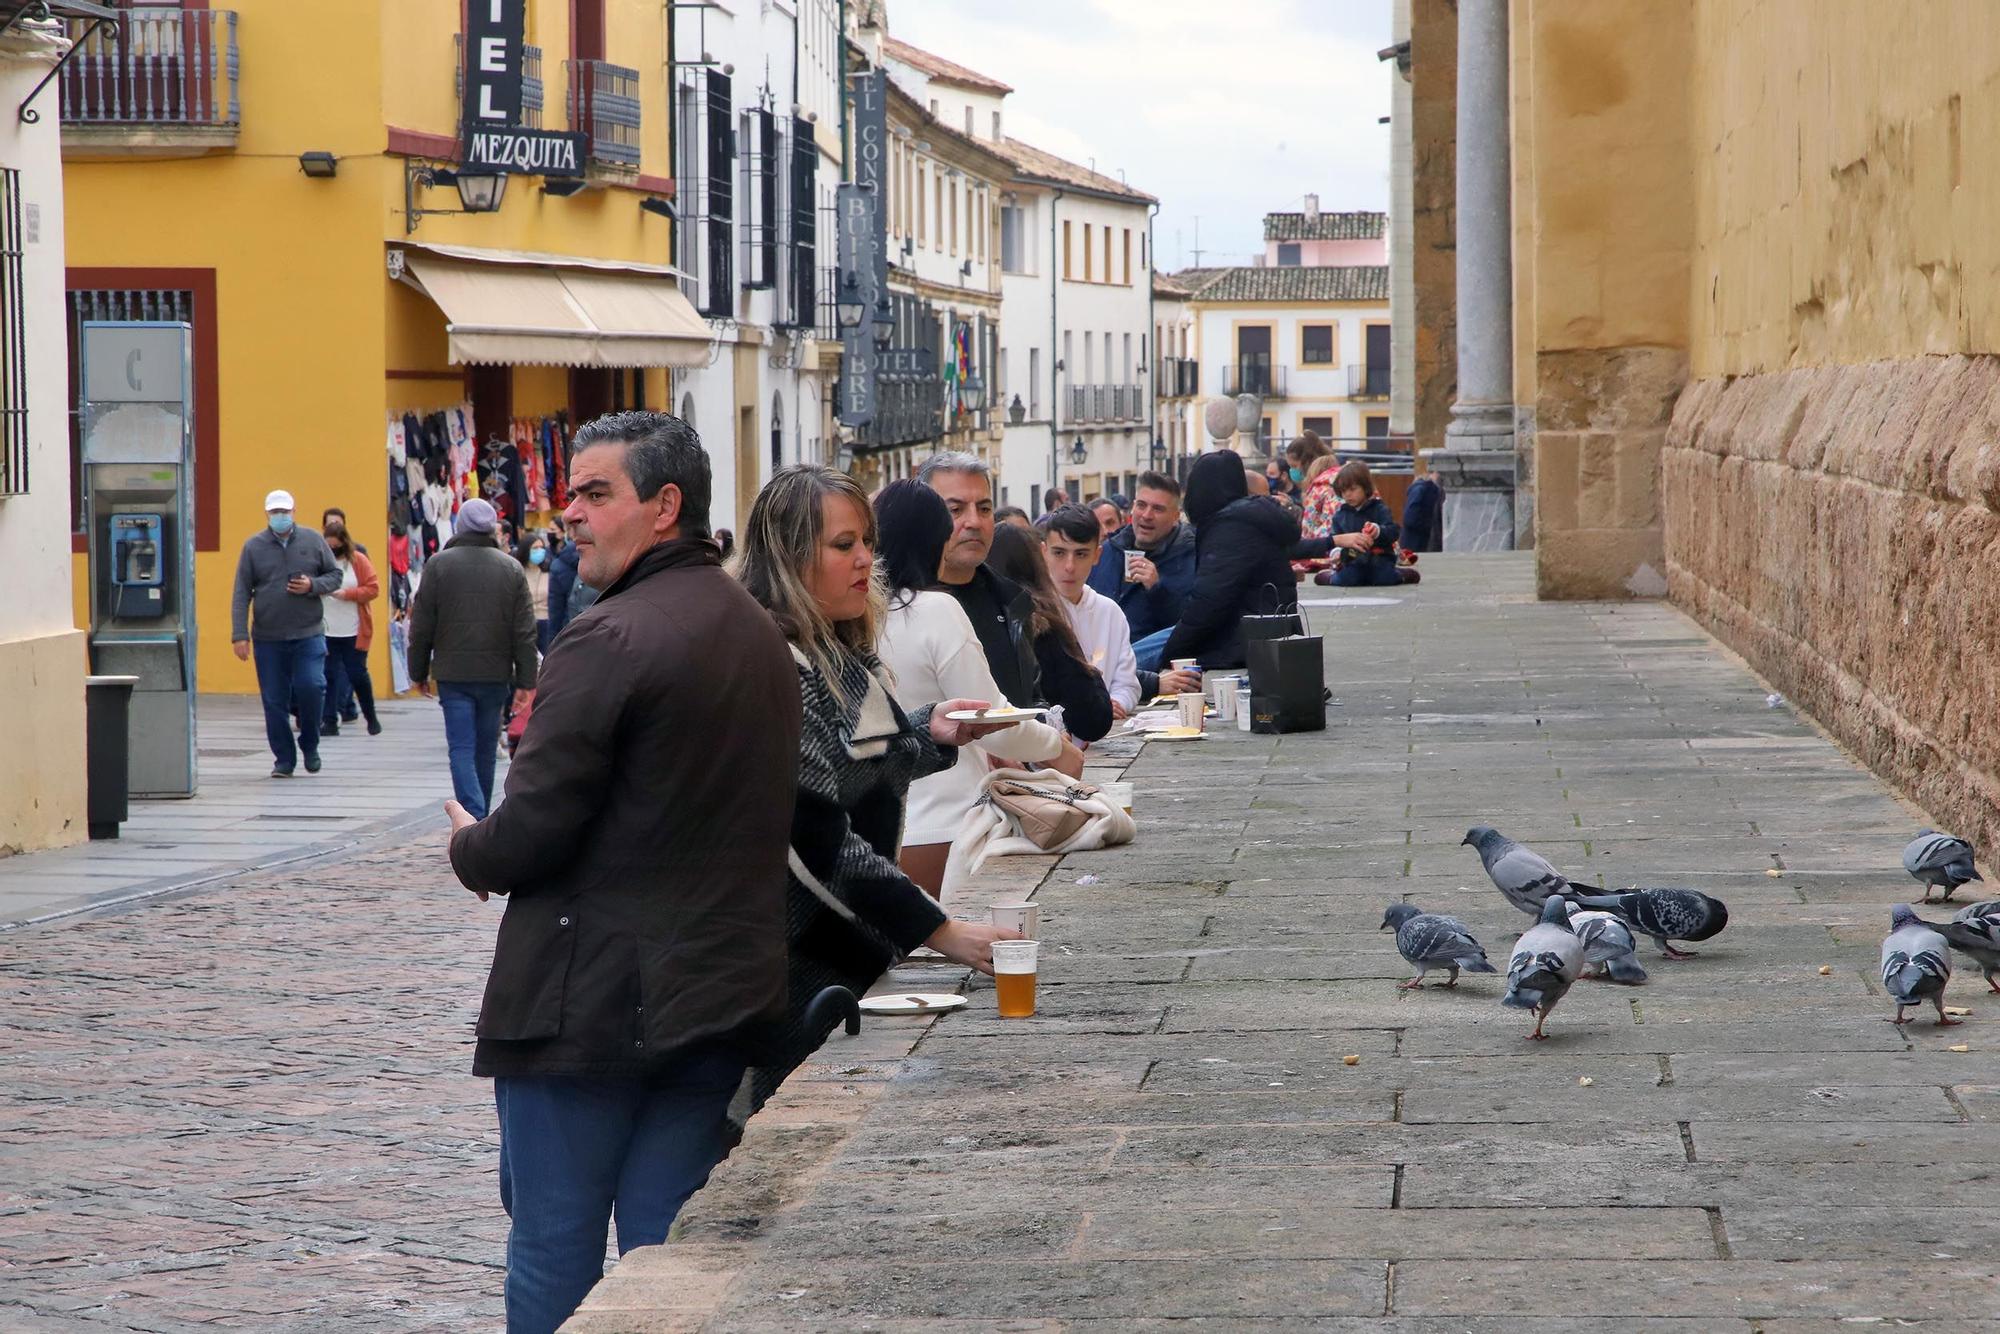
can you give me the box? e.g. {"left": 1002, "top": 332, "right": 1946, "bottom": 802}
{"left": 770, "top": 392, "right": 785, "bottom": 472}
{"left": 678, "top": 392, "right": 695, "bottom": 428}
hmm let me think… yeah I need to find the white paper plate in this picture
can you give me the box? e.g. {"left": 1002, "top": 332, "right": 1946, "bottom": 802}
{"left": 857, "top": 993, "right": 968, "bottom": 1014}
{"left": 945, "top": 707, "right": 1047, "bottom": 722}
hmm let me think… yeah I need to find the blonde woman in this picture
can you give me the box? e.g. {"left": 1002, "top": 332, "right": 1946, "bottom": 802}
{"left": 733, "top": 465, "right": 1018, "bottom": 1120}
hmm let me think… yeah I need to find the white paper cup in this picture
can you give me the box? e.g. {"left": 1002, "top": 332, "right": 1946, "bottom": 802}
{"left": 1215, "top": 676, "right": 1241, "bottom": 722}
{"left": 1236, "top": 693, "right": 1254, "bottom": 731}
{"left": 1123, "top": 550, "right": 1145, "bottom": 582}
{"left": 1176, "top": 694, "right": 1205, "bottom": 729}
{"left": 1170, "top": 658, "right": 1198, "bottom": 673}
{"left": 990, "top": 901, "right": 1040, "bottom": 938}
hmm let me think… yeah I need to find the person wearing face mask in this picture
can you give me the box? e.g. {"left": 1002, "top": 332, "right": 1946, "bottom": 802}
{"left": 519, "top": 533, "right": 553, "bottom": 655}
{"left": 231, "top": 490, "right": 343, "bottom": 777}
{"left": 319, "top": 519, "right": 383, "bottom": 737}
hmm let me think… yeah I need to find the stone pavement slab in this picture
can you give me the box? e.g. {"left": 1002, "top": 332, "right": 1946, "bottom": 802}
{"left": 576, "top": 555, "right": 2000, "bottom": 1328}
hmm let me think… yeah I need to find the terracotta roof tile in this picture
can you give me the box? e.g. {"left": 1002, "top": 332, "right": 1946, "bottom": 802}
{"left": 1263, "top": 210, "right": 1387, "bottom": 242}
{"left": 997, "top": 137, "right": 1155, "bottom": 203}
{"left": 1183, "top": 265, "right": 1389, "bottom": 303}
{"left": 883, "top": 37, "right": 1014, "bottom": 96}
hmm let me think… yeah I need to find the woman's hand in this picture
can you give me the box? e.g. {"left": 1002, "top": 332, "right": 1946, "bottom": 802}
{"left": 923, "top": 918, "right": 1021, "bottom": 976}
{"left": 930, "top": 698, "right": 1017, "bottom": 745}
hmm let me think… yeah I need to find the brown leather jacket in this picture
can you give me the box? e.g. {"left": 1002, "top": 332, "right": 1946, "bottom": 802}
{"left": 449, "top": 538, "right": 802, "bottom": 1078}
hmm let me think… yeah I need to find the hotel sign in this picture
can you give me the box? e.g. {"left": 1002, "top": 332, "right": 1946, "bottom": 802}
{"left": 461, "top": 0, "right": 584, "bottom": 176}
{"left": 837, "top": 71, "right": 889, "bottom": 427}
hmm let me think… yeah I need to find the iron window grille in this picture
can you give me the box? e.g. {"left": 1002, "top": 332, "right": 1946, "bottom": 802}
{"left": 0, "top": 170, "right": 24, "bottom": 497}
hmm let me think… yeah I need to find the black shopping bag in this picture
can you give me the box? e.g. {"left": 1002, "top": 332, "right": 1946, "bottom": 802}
{"left": 1246, "top": 635, "right": 1326, "bottom": 733}
{"left": 1242, "top": 582, "right": 1302, "bottom": 644}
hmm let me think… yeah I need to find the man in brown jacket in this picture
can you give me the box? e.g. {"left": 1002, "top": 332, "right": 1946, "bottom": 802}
{"left": 445, "top": 412, "right": 800, "bottom": 1333}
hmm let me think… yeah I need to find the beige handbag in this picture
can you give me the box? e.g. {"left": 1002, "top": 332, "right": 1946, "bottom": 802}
{"left": 985, "top": 773, "right": 1102, "bottom": 851}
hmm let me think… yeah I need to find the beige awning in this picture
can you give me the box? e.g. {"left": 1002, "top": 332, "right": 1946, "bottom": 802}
{"left": 403, "top": 254, "right": 714, "bottom": 369}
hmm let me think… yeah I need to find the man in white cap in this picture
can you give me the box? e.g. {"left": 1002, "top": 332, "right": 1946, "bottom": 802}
{"left": 231, "top": 489, "right": 343, "bottom": 776}
{"left": 407, "top": 497, "right": 538, "bottom": 818}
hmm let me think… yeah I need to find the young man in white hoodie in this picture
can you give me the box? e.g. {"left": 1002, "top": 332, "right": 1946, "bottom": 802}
{"left": 1042, "top": 504, "right": 1146, "bottom": 719}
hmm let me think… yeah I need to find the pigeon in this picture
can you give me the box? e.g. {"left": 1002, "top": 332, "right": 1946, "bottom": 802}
{"left": 1564, "top": 906, "right": 1649, "bottom": 984}
{"left": 1881, "top": 903, "right": 1957, "bottom": 1026}
{"left": 1380, "top": 902, "right": 1499, "bottom": 989}
{"left": 1929, "top": 901, "right": 2000, "bottom": 995}
{"left": 1462, "top": 826, "right": 1591, "bottom": 917}
{"left": 1567, "top": 888, "right": 1729, "bottom": 961}
{"left": 1502, "top": 896, "right": 1585, "bottom": 1040}
{"left": 1903, "top": 831, "right": 1984, "bottom": 903}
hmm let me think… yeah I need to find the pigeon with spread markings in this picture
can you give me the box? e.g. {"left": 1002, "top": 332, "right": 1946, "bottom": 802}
{"left": 1462, "top": 826, "right": 1590, "bottom": 917}
{"left": 1903, "top": 831, "right": 1984, "bottom": 903}
{"left": 1927, "top": 901, "right": 2000, "bottom": 995}
{"left": 1564, "top": 905, "right": 1649, "bottom": 985}
{"left": 1502, "top": 896, "right": 1585, "bottom": 1040}
{"left": 1380, "top": 902, "right": 1499, "bottom": 990}
{"left": 1882, "top": 904, "right": 1957, "bottom": 1026}
{"left": 1567, "top": 887, "right": 1729, "bottom": 961}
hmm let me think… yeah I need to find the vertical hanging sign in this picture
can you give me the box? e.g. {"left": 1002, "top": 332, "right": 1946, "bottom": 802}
{"left": 463, "top": 0, "right": 526, "bottom": 134}
{"left": 837, "top": 71, "right": 890, "bottom": 428}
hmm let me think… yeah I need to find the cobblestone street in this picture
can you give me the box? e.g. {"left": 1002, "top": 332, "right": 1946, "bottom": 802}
{"left": 5, "top": 556, "right": 1999, "bottom": 1330}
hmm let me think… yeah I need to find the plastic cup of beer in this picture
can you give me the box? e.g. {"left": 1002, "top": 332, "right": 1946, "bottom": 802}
{"left": 1176, "top": 693, "right": 1205, "bottom": 729}
{"left": 992, "top": 939, "right": 1039, "bottom": 1018}
{"left": 1123, "top": 550, "right": 1146, "bottom": 582}
{"left": 990, "top": 901, "right": 1039, "bottom": 939}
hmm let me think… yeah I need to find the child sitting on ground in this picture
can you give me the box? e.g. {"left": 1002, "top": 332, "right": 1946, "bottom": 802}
{"left": 1322, "top": 460, "right": 1416, "bottom": 587}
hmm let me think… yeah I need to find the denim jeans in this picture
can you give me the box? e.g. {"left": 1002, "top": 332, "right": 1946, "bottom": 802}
{"left": 493, "top": 1052, "right": 746, "bottom": 1334}
{"left": 1332, "top": 560, "right": 1404, "bottom": 587}
{"left": 252, "top": 636, "right": 326, "bottom": 771}
{"left": 321, "top": 635, "right": 378, "bottom": 730}
{"left": 438, "top": 681, "right": 509, "bottom": 818}
{"left": 1132, "top": 626, "right": 1174, "bottom": 673}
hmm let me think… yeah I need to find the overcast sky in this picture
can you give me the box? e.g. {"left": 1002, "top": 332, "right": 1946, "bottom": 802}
{"left": 889, "top": 0, "right": 1395, "bottom": 271}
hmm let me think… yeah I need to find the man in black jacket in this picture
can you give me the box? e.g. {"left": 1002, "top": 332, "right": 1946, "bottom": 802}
{"left": 407, "top": 498, "right": 538, "bottom": 819}
{"left": 446, "top": 412, "right": 799, "bottom": 1333}
{"left": 1138, "top": 450, "right": 1300, "bottom": 671}
{"left": 920, "top": 451, "right": 1040, "bottom": 707}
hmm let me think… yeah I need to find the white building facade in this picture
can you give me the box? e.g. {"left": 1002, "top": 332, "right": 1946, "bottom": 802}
{"left": 1152, "top": 273, "right": 1198, "bottom": 478}
{"left": 1174, "top": 208, "right": 1391, "bottom": 463}
{"left": 0, "top": 15, "right": 85, "bottom": 852}
{"left": 992, "top": 139, "right": 1156, "bottom": 512}
{"left": 668, "top": 0, "right": 843, "bottom": 532}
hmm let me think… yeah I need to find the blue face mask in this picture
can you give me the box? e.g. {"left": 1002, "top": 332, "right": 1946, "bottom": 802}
{"left": 529, "top": 547, "right": 546, "bottom": 566}
{"left": 268, "top": 513, "right": 295, "bottom": 535}
{"left": 1288, "top": 467, "right": 1304, "bottom": 484}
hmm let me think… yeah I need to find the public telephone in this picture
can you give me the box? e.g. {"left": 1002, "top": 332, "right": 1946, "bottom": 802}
{"left": 109, "top": 513, "right": 166, "bottom": 618}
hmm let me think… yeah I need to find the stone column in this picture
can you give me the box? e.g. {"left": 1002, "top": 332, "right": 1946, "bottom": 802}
{"left": 1429, "top": 0, "right": 1517, "bottom": 551}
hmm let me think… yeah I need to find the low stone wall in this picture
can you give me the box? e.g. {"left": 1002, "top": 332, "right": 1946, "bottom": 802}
{"left": 1664, "top": 357, "right": 2000, "bottom": 851}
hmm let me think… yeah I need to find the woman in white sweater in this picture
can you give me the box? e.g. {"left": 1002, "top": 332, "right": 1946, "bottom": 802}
{"left": 874, "top": 480, "right": 1078, "bottom": 897}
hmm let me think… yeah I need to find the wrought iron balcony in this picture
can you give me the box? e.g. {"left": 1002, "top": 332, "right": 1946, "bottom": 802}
{"left": 60, "top": 9, "right": 240, "bottom": 153}
{"left": 1154, "top": 357, "right": 1199, "bottom": 399}
{"left": 567, "top": 59, "right": 642, "bottom": 171}
{"left": 1221, "top": 361, "right": 1287, "bottom": 398}
{"left": 1348, "top": 362, "right": 1390, "bottom": 399}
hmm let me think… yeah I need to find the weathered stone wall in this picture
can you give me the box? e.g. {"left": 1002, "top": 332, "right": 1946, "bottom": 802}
{"left": 1666, "top": 2, "right": 2000, "bottom": 846}
{"left": 1511, "top": 0, "right": 1693, "bottom": 596}
{"left": 1665, "top": 359, "right": 2000, "bottom": 849}
{"left": 1410, "top": 0, "right": 1457, "bottom": 454}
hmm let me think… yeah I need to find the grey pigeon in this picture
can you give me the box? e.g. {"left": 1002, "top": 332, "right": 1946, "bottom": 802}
{"left": 1903, "top": 831, "right": 1984, "bottom": 903}
{"left": 1881, "top": 903, "right": 1957, "bottom": 1026}
{"left": 1462, "top": 826, "right": 1589, "bottom": 916}
{"left": 1568, "top": 887, "right": 1729, "bottom": 961}
{"left": 1931, "top": 902, "right": 2000, "bottom": 995}
{"left": 1564, "top": 906, "right": 1649, "bottom": 985}
{"left": 1380, "top": 902, "right": 1499, "bottom": 990}
{"left": 1502, "top": 896, "right": 1585, "bottom": 1040}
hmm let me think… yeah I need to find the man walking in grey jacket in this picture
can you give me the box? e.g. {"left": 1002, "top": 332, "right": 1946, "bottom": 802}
{"left": 408, "top": 498, "right": 538, "bottom": 819}
{"left": 232, "top": 489, "right": 343, "bottom": 777}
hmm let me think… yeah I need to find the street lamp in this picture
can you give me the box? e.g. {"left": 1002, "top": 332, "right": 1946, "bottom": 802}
{"left": 1069, "top": 437, "right": 1088, "bottom": 465}
{"left": 452, "top": 170, "right": 507, "bottom": 212}
{"left": 961, "top": 375, "right": 986, "bottom": 413}
{"left": 871, "top": 295, "right": 894, "bottom": 347}
{"left": 404, "top": 161, "right": 509, "bottom": 234}
{"left": 1007, "top": 394, "right": 1027, "bottom": 426}
{"left": 835, "top": 273, "right": 865, "bottom": 331}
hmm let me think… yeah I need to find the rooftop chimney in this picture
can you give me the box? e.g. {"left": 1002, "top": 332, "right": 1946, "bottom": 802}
{"left": 1304, "top": 193, "right": 1320, "bottom": 222}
